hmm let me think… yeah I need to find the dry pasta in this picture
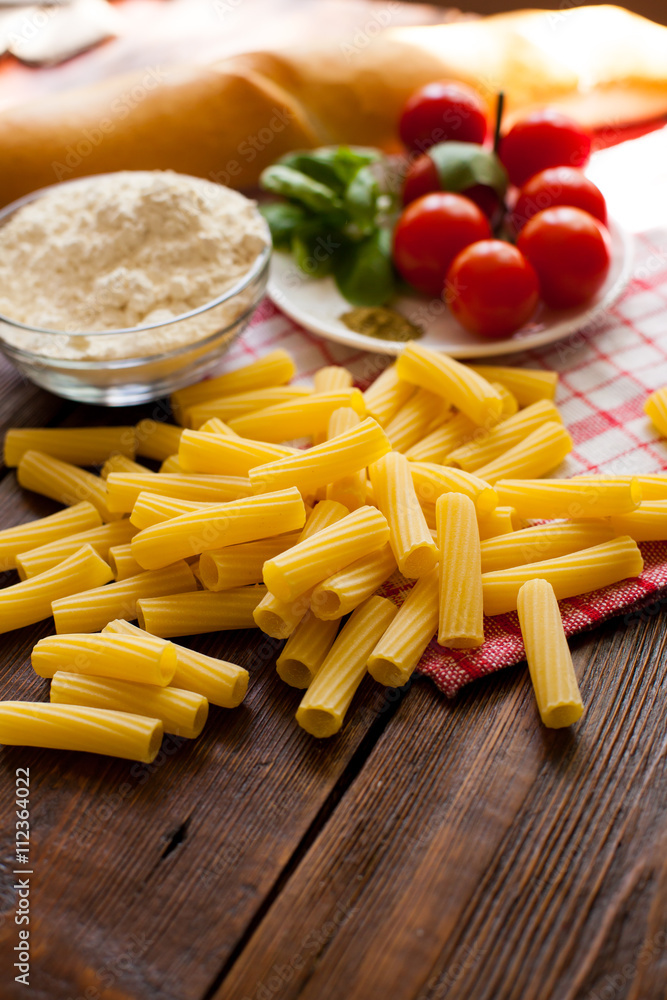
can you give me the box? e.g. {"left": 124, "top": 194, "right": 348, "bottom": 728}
{"left": 362, "top": 364, "right": 414, "bottom": 426}
{"left": 16, "top": 518, "right": 136, "bottom": 580}
{"left": 178, "top": 430, "right": 297, "bottom": 477}
{"left": 107, "top": 471, "right": 253, "bottom": 512}
{"left": 135, "top": 420, "right": 183, "bottom": 461}
{"left": 102, "top": 454, "right": 150, "bottom": 479}
{"left": 517, "top": 579, "right": 584, "bottom": 728}
{"left": 0, "top": 501, "right": 102, "bottom": 572}
{"left": 383, "top": 387, "right": 448, "bottom": 453}
{"left": 184, "top": 387, "right": 312, "bottom": 429}
{"left": 468, "top": 364, "right": 558, "bottom": 406}
{"left": 296, "top": 595, "right": 398, "bottom": 737}
{"left": 493, "top": 381, "right": 519, "bottom": 418}
{"left": 405, "top": 412, "right": 476, "bottom": 464}
{"left": 369, "top": 452, "right": 437, "bottom": 578}
{"left": 129, "top": 493, "right": 215, "bottom": 530}
{"left": 367, "top": 565, "right": 439, "bottom": 687}
{"left": 18, "top": 450, "right": 120, "bottom": 522}
{"left": 198, "top": 532, "right": 301, "bottom": 591}
{"left": 276, "top": 614, "right": 340, "bottom": 688}
{"left": 573, "top": 474, "right": 667, "bottom": 502}
{"left": 476, "top": 506, "right": 520, "bottom": 541}
{"left": 447, "top": 400, "right": 563, "bottom": 472}
{"left": 480, "top": 521, "right": 616, "bottom": 573}
{"left": 473, "top": 422, "right": 573, "bottom": 484}
{"left": 32, "top": 632, "right": 177, "bottom": 686}
{"left": 4, "top": 426, "right": 136, "bottom": 467}
{"left": 228, "top": 389, "right": 365, "bottom": 443}
{"left": 644, "top": 386, "right": 667, "bottom": 437}
{"left": 171, "top": 349, "right": 296, "bottom": 422}
{"left": 108, "top": 544, "right": 145, "bottom": 581}
{"left": 410, "top": 461, "right": 497, "bottom": 515}
{"left": 314, "top": 366, "right": 353, "bottom": 392}
{"left": 311, "top": 543, "right": 397, "bottom": 621}
{"left": 137, "top": 585, "right": 266, "bottom": 637}
{"left": 197, "top": 417, "right": 239, "bottom": 437}
{"left": 608, "top": 501, "right": 667, "bottom": 541}
{"left": 436, "top": 493, "right": 484, "bottom": 648}
{"left": 396, "top": 343, "right": 503, "bottom": 427}
{"left": 158, "top": 455, "right": 182, "bottom": 474}
{"left": 494, "top": 478, "right": 642, "bottom": 520}
{"left": 325, "top": 408, "right": 367, "bottom": 511}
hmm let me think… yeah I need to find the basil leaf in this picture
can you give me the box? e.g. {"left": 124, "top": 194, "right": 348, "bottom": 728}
{"left": 344, "top": 166, "right": 380, "bottom": 234}
{"left": 427, "top": 142, "right": 508, "bottom": 199}
{"left": 260, "top": 202, "right": 308, "bottom": 248}
{"left": 279, "top": 146, "right": 380, "bottom": 192}
{"left": 260, "top": 164, "right": 342, "bottom": 213}
{"left": 292, "top": 223, "right": 345, "bottom": 279}
{"left": 334, "top": 228, "right": 395, "bottom": 307}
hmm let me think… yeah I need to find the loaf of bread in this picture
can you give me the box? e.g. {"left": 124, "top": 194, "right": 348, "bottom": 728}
{"left": 0, "top": 4, "right": 665, "bottom": 206}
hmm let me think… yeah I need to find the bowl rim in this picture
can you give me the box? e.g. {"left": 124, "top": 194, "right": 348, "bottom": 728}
{"left": 0, "top": 171, "right": 272, "bottom": 338}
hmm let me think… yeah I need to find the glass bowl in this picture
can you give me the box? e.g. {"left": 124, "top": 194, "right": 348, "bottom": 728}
{"left": 0, "top": 176, "right": 271, "bottom": 406}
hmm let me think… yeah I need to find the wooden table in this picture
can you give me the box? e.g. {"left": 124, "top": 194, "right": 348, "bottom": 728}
{"left": 0, "top": 356, "right": 666, "bottom": 1000}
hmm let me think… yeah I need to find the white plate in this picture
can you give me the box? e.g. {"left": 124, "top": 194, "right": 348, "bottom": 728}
{"left": 268, "top": 218, "right": 634, "bottom": 358}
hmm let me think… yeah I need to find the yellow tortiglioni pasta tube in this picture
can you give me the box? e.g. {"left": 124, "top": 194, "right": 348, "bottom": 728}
{"left": 494, "top": 478, "right": 642, "bottom": 520}
{"left": 493, "top": 382, "right": 519, "bottom": 418}
{"left": 50, "top": 671, "right": 208, "bottom": 739}
{"left": 405, "top": 412, "right": 476, "bottom": 464}
{"left": 178, "top": 431, "right": 297, "bottom": 477}
{"left": 311, "top": 543, "right": 397, "bottom": 621}
{"left": 103, "top": 619, "right": 248, "bottom": 707}
{"left": 609, "top": 501, "right": 667, "bottom": 541}
{"left": 369, "top": 452, "right": 437, "bottom": 578}
{"left": 573, "top": 475, "right": 667, "bottom": 502}
{"left": 363, "top": 364, "right": 414, "bottom": 427}
{"left": 367, "top": 566, "right": 439, "bottom": 686}
{"left": 263, "top": 506, "right": 389, "bottom": 603}
{"left": 325, "top": 408, "right": 366, "bottom": 511}
{"left": 158, "top": 455, "right": 182, "bottom": 474}
{"left": 4, "top": 426, "right": 136, "bottom": 467}
{"left": 249, "top": 418, "right": 391, "bottom": 496}
{"left": 198, "top": 532, "right": 301, "bottom": 591}
{"left": 468, "top": 365, "right": 558, "bottom": 407}
{"left": 383, "top": 388, "right": 448, "bottom": 453}
{"left": 137, "top": 586, "right": 266, "bottom": 637}
{"left": 276, "top": 614, "right": 340, "bottom": 688}
{"left": 396, "top": 343, "right": 503, "bottom": 427}
{"left": 473, "top": 422, "right": 573, "bottom": 484}
{"left": 184, "top": 387, "right": 312, "bottom": 429}
{"left": 135, "top": 420, "right": 183, "bottom": 462}
{"left": 296, "top": 595, "right": 398, "bottom": 737}
{"left": 644, "top": 386, "right": 667, "bottom": 437}
{"left": 101, "top": 454, "right": 150, "bottom": 479}
{"left": 0, "top": 702, "right": 164, "bottom": 762}
{"left": 131, "top": 487, "right": 306, "bottom": 570}
{"left": 447, "top": 400, "right": 563, "bottom": 472}
{"left": 0, "top": 544, "right": 113, "bottom": 633}
{"left": 476, "top": 507, "right": 521, "bottom": 541}
{"left": 410, "top": 461, "right": 497, "bottom": 516}
{"left": 480, "top": 521, "right": 616, "bottom": 573}
{"left": 314, "top": 365, "right": 353, "bottom": 392}
{"left": 197, "top": 417, "right": 239, "bottom": 437}
{"left": 517, "top": 579, "right": 584, "bottom": 728}
{"left": 32, "top": 632, "right": 177, "bottom": 686}
{"left": 0, "top": 501, "right": 102, "bottom": 572}
{"left": 16, "top": 519, "right": 136, "bottom": 580}
{"left": 108, "top": 544, "right": 145, "bottom": 581}
{"left": 129, "top": 493, "right": 215, "bottom": 530}
{"left": 18, "top": 450, "right": 120, "bottom": 522}
{"left": 170, "top": 349, "right": 296, "bottom": 422}
{"left": 51, "top": 560, "right": 196, "bottom": 633}
{"left": 107, "top": 471, "right": 253, "bottom": 513}
{"left": 228, "top": 390, "right": 365, "bottom": 443}
{"left": 436, "top": 493, "right": 484, "bottom": 648}
{"left": 481, "top": 536, "right": 643, "bottom": 615}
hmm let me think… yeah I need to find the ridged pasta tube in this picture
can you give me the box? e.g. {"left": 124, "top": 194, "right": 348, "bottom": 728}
{"left": 51, "top": 560, "right": 196, "bottom": 633}
{"left": 609, "top": 501, "right": 667, "bottom": 541}
{"left": 249, "top": 418, "right": 391, "bottom": 496}
{"left": 367, "top": 566, "right": 439, "bottom": 686}
{"left": 32, "top": 632, "right": 177, "bottom": 686}
{"left": 0, "top": 702, "right": 163, "bottom": 762}
{"left": 405, "top": 413, "right": 476, "bottom": 464}
{"left": 263, "top": 506, "right": 389, "bottom": 603}
{"left": 310, "top": 544, "right": 397, "bottom": 621}
{"left": 101, "top": 454, "right": 150, "bottom": 479}
{"left": 134, "top": 420, "right": 183, "bottom": 461}
{"left": 170, "top": 349, "right": 296, "bottom": 422}
{"left": 103, "top": 619, "right": 248, "bottom": 707}
{"left": 436, "top": 494, "right": 484, "bottom": 648}
{"left": 0, "top": 501, "right": 102, "bottom": 572}
{"left": 178, "top": 430, "right": 297, "bottom": 477}
{"left": 107, "top": 471, "right": 253, "bottom": 512}
{"left": 447, "top": 400, "right": 563, "bottom": 472}
{"left": 476, "top": 507, "right": 520, "bottom": 541}
{"left": 369, "top": 452, "right": 437, "bottom": 578}
{"left": 480, "top": 521, "right": 616, "bottom": 573}
{"left": 5, "top": 426, "right": 136, "bottom": 467}
{"left": 644, "top": 386, "right": 667, "bottom": 437}
{"left": 494, "top": 479, "right": 642, "bottom": 520}
{"left": 50, "top": 671, "right": 208, "bottom": 739}
{"left": 276, "top": 615, "right": 340, "bottom": 688}
{"left": 129, "top": 493, "right": 215, "bottom": 530}
{"left": 517, "top": 579, "right": 584, "bottom": 728}
{"left": 481, "top": 536, "right": 643, "bottom": 615}
{"left": 410, "top": 461, "right": 497, "bottom": 515}
{"left": 362, "top": 364, "right": 414, "bottom": 427}
{"left": 396, "top": 343, "right": 503, "bottom": 427}
{"left": 197, "top": 417, "right": 239, "bottom": 437}
{"left": 108, "top": 544, "right": 145, "bottom": 581}
{"left": 198, "top": 533, "right": 300, "bottom": 591}
{"left": 137, "top": 586, "right": 266, "bottom": 637}
{"left": 468, "top": 365, "right": 558, "bottom": 406}
{"left": 16, "top": 519, "right": 136, "bottom": 580}
{"left": 18, "top": 450, "right": 120, "bottom": 522}
{"left": 0, "top": 544, "right": 113, "bottom": 633}
{"left": 185, "top": 387, "right": 311, "bottom": 430}
{"left": 296, "top": 595, "right": 398, "bottom": 737}
{"left": 228, "top": 389, "right": 365, "bottom": 443}
{"left": 494, "top": 381, "right": 519, "bottom": 418}
{"left": 131, "top": 487, "right": 306, "bottom": 570}
{"left": 325, "top": 408, "right": 367, "bottom": 511}
{"left": 573, "top": 475, "right": 667, "bottom": 502}
{"left": 158, "top": 455, "right": 182, "bottom": 474}
{"left": 473, "top": 422, "right": 573, "bottom": 484}
{"left": 383, "top": 388, "right": 448, "bottom": 453}
{"left": 315, "top": 366, "right": 353, "bottom": 392}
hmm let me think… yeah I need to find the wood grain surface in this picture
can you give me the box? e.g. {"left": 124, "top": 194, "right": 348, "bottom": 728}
{"left": 0, "top": 375, "right": 665, "bottom": 1000}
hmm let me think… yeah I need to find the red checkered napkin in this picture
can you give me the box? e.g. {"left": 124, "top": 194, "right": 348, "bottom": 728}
{"left": 225, "top": 129, "right": 667, "bottom": 696}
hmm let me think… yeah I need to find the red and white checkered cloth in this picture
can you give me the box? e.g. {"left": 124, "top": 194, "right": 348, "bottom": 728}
{"left": 226, "top": 128, "right": 667, "bottom": 696}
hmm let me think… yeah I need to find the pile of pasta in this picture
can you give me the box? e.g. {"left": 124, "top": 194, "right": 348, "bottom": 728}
{"left": 2, "top": 343, "right": 667, "bottom": 760}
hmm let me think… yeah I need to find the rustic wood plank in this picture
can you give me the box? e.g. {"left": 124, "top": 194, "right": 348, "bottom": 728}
{"left": 213, "top": 612, "right": 667, "bottom": 1000}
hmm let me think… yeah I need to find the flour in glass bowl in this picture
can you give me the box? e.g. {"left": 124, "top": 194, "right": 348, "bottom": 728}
{"left": 0, "top": 170, "right": 269, "bottom": 361}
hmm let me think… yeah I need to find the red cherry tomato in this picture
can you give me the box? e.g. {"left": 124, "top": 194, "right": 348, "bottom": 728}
{"left": 393, "top": 192, "right": 491, "bottom": 297}
{"left": 445, "top": 240, "right": 539, "bottom": 338}
{"left": 517, "top": 206, "right": 611, "bottom": 309}
{"left": 399, "top": 81, "right": 488, "bottom": 153}
{"left": 499, "top": 110, "right": 591, "bottom": 188}
{"left": 402, "top": 153, "right": 500, "bottom": 220}
{"left": 512, "top": 167, "right": 607, "bottom": 232}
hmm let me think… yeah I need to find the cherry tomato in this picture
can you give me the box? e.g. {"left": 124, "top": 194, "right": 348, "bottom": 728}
{"left": 499, "top": 110, "right": 591, "bottom": 188}
{"left": 393, "top": 192, "right": 491, "bottom": 297}
{"left": 402, "top": 152, "right": 501, "bottom": 220}
{"left": 517, "top": 206, "right": 611, "bottom": 309}
{"left": 445, "top": 240, "right": 539, "bottom": 338}
{"left": 512, "top": 167, "right": 607, "bottom": 232}
{"left": 399, "top": 81, "right": 488, "bottom": 153}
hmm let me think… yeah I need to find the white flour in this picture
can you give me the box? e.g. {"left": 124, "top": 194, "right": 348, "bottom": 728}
{"left": 0, "top": 170, "right": 268, "bottom": 360}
